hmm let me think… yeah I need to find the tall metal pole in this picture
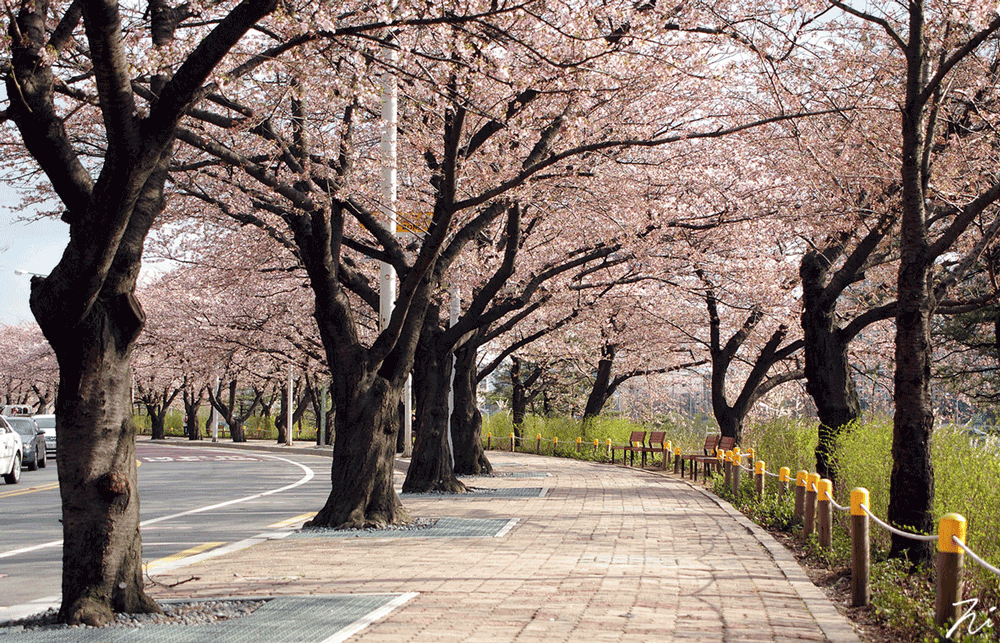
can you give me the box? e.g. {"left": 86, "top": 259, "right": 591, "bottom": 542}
{"left": 286, "top": 365, "right": 293, "bottom": 446}
{"left": 379, "top": 19, "right": 413, "bottom": 457}
{"left": 211, "top": 376, "right": 219, "bottom": 443}
{"left": 447, "top": 284, "right": 459, "bottom": 466}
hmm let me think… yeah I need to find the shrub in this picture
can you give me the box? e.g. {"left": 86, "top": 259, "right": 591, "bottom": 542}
{"left": 742, "top": 416, "right": 819, "bottom": 477}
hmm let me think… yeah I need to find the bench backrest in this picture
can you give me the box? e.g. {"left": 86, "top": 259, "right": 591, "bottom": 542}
{"left": 647, "top": 431, "right": 666, "bottom": 447}
{"left": 717, "top": 436, "right": 735, "bottom": 453}
{"left": 701, "top": 434, "right": 720, "bottom": 454}
{"left": 628, "top": 430, "right": 646, "bottom": 446}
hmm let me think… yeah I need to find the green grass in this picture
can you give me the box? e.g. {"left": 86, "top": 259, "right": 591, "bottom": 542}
{"left": 133, "top": 409, "right": 319, "bottom": 441}
{"left": 481, "top": 411, "right": 719, "bottom": 464}
{"left": 737, "top": 416, "right": 1000, "bottom": 641}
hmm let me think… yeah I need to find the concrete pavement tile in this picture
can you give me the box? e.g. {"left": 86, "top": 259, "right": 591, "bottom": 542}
{"left": 137, "top": 450, "right": 862, "bottom": 643}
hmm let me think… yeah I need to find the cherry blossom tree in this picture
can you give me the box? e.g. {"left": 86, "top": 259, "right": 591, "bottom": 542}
{"left": 156, "top": 0, "right": 831, "bottom": 526}
{"left": 809, "top": 1, "right": 1000, "bottom": 563}
{"left": 1, "top": 0, "right": 280, "bottom": 622}
{"left": 0, "top": 321, "right": 57, "bottom": 410}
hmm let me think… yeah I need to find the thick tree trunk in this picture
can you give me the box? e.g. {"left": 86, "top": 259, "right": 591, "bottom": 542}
{"left": 403, "top": 308, "right": 466, "bottom": 492}
{"left": 713, "top": 405, "right": 743, "bottom": 445}
{"left": 800, "top": 252, "right": 861, "bottom": 481}
{"left": 307, "top": 375, "right": 409, "bottom": 528}
{"left": 804, "top": 327, "right": 859, "bottom": 482}
{"left": 888, "top": 31, "right": 936, "bottom": 564}
{"left": 451, "top": 340, "right": 491, "bottom": 476}
{"left": 890, "top": 265, "right": 935, "bottom": 563}
{"left": 183, "top": 389, "right": 202, "bottom": 441}
{"left": 148, "top": 406, "right": 166, "bottom": 440}
{"left": 47, "top": 300, "right": 160, "bottom": 625}
{"left": 583, "top": 343, "right": 615, "bottom": 419}
{"left": 890, "top": 250, "right": 935, "bottom": 562}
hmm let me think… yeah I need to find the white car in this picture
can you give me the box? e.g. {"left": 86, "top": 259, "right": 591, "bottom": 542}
{"left": 33, "top": 414, "right": 56, "bottom": 455}
{"left": 0, "top": 416, "right": 23, "bottom": 484}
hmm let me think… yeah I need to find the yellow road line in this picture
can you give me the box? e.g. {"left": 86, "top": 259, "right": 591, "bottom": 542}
{"left": 0, "top": 481, "right": 59, "bottom": 499}
{"left": 267, "top": 512, "right": 316, "bottom": 529}
{"left": 145, "top": 542, "right": 225, "bottom": 571}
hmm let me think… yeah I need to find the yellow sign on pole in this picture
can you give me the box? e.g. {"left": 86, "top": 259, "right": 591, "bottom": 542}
{"left": 398, "top": 211, "right": 433, "bottom": 235}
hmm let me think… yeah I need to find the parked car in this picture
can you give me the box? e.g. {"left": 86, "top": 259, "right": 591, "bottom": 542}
{"left": 0, "top": 404, "right": 32, "bottom": 417}
{"left": 0, "top": 416, "right": 22, "bottom": 484}
{"left": 4, "top": 416, "right": 46, "bottom": 470}
{"left": 33, "top": 414, "right": 56, "bottom": 455}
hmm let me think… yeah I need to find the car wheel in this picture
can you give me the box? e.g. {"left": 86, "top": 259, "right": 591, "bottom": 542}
{"left": 38, "top": 450, "right": 46, "bottom": 468}
{"left": 26, "top": 450, "right": 38, "bottom": 471}
{"left": 3, "top": 453, "right": 21, "bottom": 484}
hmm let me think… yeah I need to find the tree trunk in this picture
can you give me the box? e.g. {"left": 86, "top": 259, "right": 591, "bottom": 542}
{"left": 307, "top": 374, "right": 409, "bottom": 528}
{"left": 451, "top": 339, "right": 491, "bottom": 476}
{"left": 800, "top": 252, "right": 861, "bottom": 481}
{"left": 403, "top": 307, "right": 466, "bottom": 493}
{"left": 148, "top": 405, "right": 166, "bottom": 440}
{"left": 713, "top": 403, "right": 743, "bottom": 445}
{"left": 888, "top": 25, "right": 935, "bottom": 565}
{"left": 583, "top": 343, "right": 615, "bottom": 419}
{"left": 47, "top": 299, "right": 160, "bottom": 625}
{"left": 276, "top": 384, "right": 288, "bottom": 444}
{"left": 183, "top": 387, "right": 202, "bottom": 441}
{"left": 510, "top": 357, "right": 527, "bottom": 438}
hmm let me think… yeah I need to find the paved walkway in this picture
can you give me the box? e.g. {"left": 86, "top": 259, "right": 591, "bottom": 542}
{"left": 143, "top": 448, "right": 860, "bottom": 643}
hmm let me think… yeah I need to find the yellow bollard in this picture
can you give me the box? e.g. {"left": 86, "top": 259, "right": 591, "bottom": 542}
{"left": 794, "top": 470, "right": 808, "bottom": 524}
{"left": 576, "top": 436, "right": 582, "bottom": 453}
{"left": 553, "top": 436, "right": 558, "bottom": 454}
{"left": 593, "top": 438, "right": 599, "bottom": 454}
{"left": 804, "top": 473, "right": 820, "bottom": 537}
{"left": 850, "top": 488, "right": 870, "bottom": 607}
{"left": 607, "top": 438, "right": 612, "bottom": 456}
{"left": 778, "top": 466, "right": 790, "bottom": 501}
{"left": 536, "top": 433, "right": 542, "bottom": 454}
{"left": 936, "top": 513, "right": 967, "bottom": 631}
{"left": 731, "top": 452, "right": 742, "bottom": 496}
{"left": 673, "top": 446, "right": 682, "bottom": 474}
{"left": 724, "top": 450, "right": 734, "bottom": 489}
{"left": 817, "top": 478, "right": 833, "bottom": 549}
{"left": 510, "top": 432, "right": 515, "bottom": 452}
{"left": 754, "top": 460, "right": 766, "bottom": 497}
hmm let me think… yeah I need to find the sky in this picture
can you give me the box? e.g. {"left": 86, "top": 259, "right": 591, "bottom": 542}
{"left": 0, "top": 183, "right": 67, "bottom": 326}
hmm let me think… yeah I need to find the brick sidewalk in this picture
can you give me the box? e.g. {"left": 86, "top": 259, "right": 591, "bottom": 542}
{"left": 147, "top": 451, "right": 861, "bottom": 643}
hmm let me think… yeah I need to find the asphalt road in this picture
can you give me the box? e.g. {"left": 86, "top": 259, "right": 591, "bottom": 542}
{"left": 0, "top": 442, "right": 334, "bottom": 615}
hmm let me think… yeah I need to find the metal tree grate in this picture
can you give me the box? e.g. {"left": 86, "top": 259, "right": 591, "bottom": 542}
{"left": 0, "top": 594, "right": 414, "bottom": 643}
{"left": 291, "top": 516, "right": 518, "bottom": 539}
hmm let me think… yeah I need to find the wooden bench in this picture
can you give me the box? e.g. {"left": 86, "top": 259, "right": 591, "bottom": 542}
{"left": 635, "top": 430, "right": 668, "bottom": 469}
{"left": 610, "top": 430, "right": 646, "bottom": 466}
{"left": 691, "top": 435, "right": 735, "bottom": 481}
{"left": 679, "top": 434, "right": 719, "bottom": 478}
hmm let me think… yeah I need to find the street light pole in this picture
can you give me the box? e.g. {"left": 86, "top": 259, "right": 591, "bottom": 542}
{"left": 379, "top": 20, "right": 413, "bottom": 457}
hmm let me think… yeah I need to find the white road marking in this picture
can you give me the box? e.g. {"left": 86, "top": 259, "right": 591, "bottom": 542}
{"left": 0, "top": 447, "right": 315, "bottom": 560}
